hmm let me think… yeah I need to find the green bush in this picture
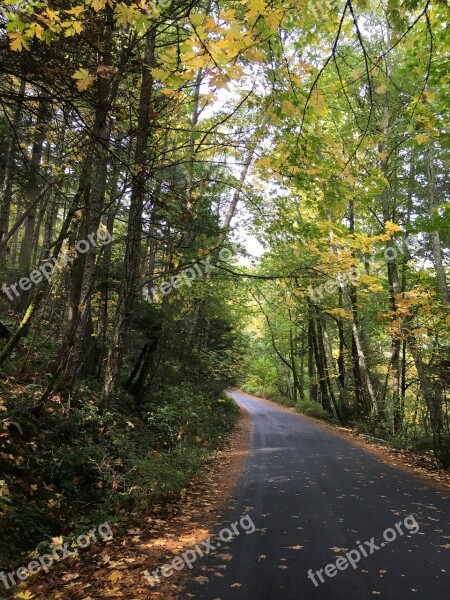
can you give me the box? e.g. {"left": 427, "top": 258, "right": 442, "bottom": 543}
{"left": 240, "top": 383, "right": 295, "bottom": 407}
{"left": 0, "top": 384, "right": 239, "bottom": 568}
{"left": 295, "top": 399, "right": 331, "bottom": 420}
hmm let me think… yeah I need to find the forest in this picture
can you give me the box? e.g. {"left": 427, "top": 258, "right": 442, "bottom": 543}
{"left": 0, "top": 0, "right": 449, "bottom": 596}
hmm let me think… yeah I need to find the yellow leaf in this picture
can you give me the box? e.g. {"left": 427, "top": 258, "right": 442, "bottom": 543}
{"left": 414, "top": 133, "right": 430, "bottom": 144}
{"left": 246, "top": 0, "right": 267, "bottom": 20}
{"left": 9, "top": 31, "right": 30, "bottom": 52}
{"left": 311, "top": 89, "right": 327, "bottom": 114}
{"left": 91, "top": 0, "right": 107, "bottom": 11}
{"left": 114, "top": 3, "right": 138, "bottom": 25}
{"left": 384, "top": 221, "right": 402, "bottom": 235}
{"left": 65, "top": 21, "right": 83, "bottom": 36}
{"left": 15, "top": 592, "right": 34, "bottom": 600}
{"left": 376, "top": 84, "right": 388, "bottom": 94}
{"left": 150, "top": 67, "right": 168, "bottom": 81}
{"left": 108, "top": 571, "right": 123, "bottom": 583}
{"left": 43, "top": 8, "right": 61, "bottom": 21}
{"left": 27, "top": 23, "right": 45, "bottom": 40}
{"left": 281, "top": 100, "right": 296, "bottom": 116}
{"left": 349, "top": 68, "right": 362, "bottom": 79}
{"left": 327, "top": 308, "right": 353, "bottom": 319}
{"left": 72, "top": 69, "right": 95, "bottom": 91}
{"left": 52, "top": 536, "right": 64, "bottom": 547}
{"left": 254, "top": 157, "right": 273, "bottom": 169}
{"left": 65, "top": 5, "right": 84, "bottom": 16}
{"left": 190, "top": 12, "right": 206, "bottom": 26}
{"left": 264, "top": 9, "right": 283, "bottom": 30}
{"left": 186, "top": 52, "right": 210, "bottom": 69}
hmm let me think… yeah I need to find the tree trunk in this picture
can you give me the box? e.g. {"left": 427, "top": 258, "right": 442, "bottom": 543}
{"left": 427, "top": 144, "right": 449, "bottom": 306}
{"left": 0, "top": 79, "right": 26, "bottom": 268}
{"left": 102, "top": 29, "right": 156, "bottom": 408}
{"left": 18, "top": 92, "right": 50, "bottom": 275}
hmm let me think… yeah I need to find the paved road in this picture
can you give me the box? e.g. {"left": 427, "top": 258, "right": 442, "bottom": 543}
{"left": 185, "top": 391, "right": 450, "bottom": 600}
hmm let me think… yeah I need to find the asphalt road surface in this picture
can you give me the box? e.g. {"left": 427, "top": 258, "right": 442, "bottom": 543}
{"left": 185, "top": 391, "right": 450, "bottom": 600}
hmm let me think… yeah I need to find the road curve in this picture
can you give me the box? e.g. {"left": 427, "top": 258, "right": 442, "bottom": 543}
{"left": 185, "top": 391, "right": 450, "bottom": 600}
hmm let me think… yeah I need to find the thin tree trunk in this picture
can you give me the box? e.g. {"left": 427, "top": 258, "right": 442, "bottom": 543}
{"left": 427, "top": 144, "right": 449, "bottom": 306}
{"left": 308, "top": 315, "right": 318, "bottom": 402}
{"left": 0, "top": 79, "right": 26, "bottom": 267}
{"left": 102, "top": 29, "right": 156, "bottom": 407}
{"left": 18, "top": 92, "right": 50, "bottom": 274}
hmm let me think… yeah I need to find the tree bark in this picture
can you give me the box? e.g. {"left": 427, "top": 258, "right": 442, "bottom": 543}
{"left": 18, "top": 92, "right": 50, "bottom": 275}
{"left": 0, "top": 79, "right": 26, "bottom": 268}
{"left": 427, "top": 144, "right": 449, "bottom": 306}
{"left": 102, "top": 29, "right": 156, "bottom": 408}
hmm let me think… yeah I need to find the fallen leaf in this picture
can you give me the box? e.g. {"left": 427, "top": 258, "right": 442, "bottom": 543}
{"left": 108, "top": 571, "right": 123, "bottom": 583}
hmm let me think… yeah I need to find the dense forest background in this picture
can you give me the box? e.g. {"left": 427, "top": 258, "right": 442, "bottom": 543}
{"left": 0, "top": 0, "right": 449, "bottom": 578}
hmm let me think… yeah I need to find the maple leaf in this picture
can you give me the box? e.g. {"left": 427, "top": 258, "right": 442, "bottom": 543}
{"left": 415, "top": 133, "right": 430, "bottom": 144}
{"left": 108, "top": 571, "right": 124, "bottom": 583}
{"left": 281, "top": 100, "right": 295, "bottom": 117}
{"left": 27, "top": 23, "right": 45, "bottom": 40}
{"left": 246, "top": 0, "right": 266, "bottom": 20}
{"left": 91, "top": 0, "right": 107, "bottom": 11}
{"left": 72, "top": 69, "right": 96, "bottom": 91}
{"left": 65, "top": 6, "right": 84, "bottom": 16}
{"left": 51, "top": 535, "right": 64, "bottom": 547}
{"left": 311, "top": 89, "right": 327, "bottom": 114}
{"left": 9, "top": 31, "right": 30, "bottom": 52}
